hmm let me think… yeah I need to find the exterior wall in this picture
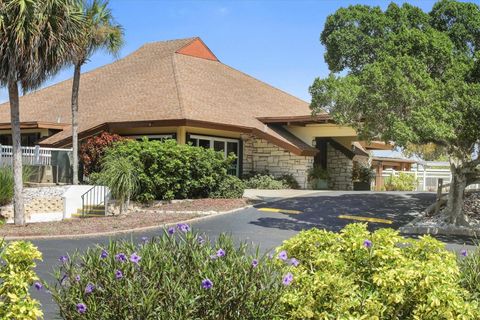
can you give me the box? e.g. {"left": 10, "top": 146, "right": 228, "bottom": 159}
{"left": 327, "top": 144, "right": 353, "bottom": 190}
{"left": 242, "top": 134, "right": 313, "bottom": 189}
{"left": 286, "top": 124, "right": 357, "bottom": 145}
{"left": 1, "top": 196, "right": 63, "bottom": 223}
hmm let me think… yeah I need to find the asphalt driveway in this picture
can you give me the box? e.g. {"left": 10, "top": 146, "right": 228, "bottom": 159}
{"left": 28, "top": 191, "right": 475, "bottom": 319}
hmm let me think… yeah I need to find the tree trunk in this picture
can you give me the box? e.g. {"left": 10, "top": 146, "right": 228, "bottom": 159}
{"left": 71, "top": 63, "right": 81, "bottom": 185}
{"left": 445, "top": 165, "right": 469, "bottom": 226}
{"left": 8, "top": 81, "right": 25, "bottom": 225}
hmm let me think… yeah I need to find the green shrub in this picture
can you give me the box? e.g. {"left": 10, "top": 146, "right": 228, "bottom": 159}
{"left": 279, "top": 174, "right": 300, "bottom": 189}
{"left": 49, "top": 228, "right": 286, "bottom": 319}
{"left": 95, "top": 156, "right": 139, "bottom": 213}
{"left": 99, "top": 139, "right": 237, "bottom": 201}
{"left": 209, "top": 175, "right": 245, "bottom": 198}
{"left": 0, "top": 166, "right": 34, "bottom": 206}
{"left": 243, "top": 173, "right": 287, "bottom": 189}
{"left": 384, "top": 172, "right": 417, "bottom": 191}
{"left": 0, "top": 167, "right": 14, "bottom": 206}
{"left": 460, "top": 246, "right": 480, "bottom": 300}
{"left": 0, "top": 240, "right": 43, "bottom": 320}
{"left": 278, "top": 223, "right": 479, "bottom": 319}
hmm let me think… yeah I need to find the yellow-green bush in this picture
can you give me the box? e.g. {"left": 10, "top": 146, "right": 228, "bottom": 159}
{"left": 384, "top": 172, "right": 417, "bottom": 191}
{"left": 278, "top": 224, "right": 479, "bottom": 319}
{"left": 0, "top": 240, "right": 43, "bottom": 320}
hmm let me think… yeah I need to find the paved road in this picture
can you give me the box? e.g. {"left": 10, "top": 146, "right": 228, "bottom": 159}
{"left": 29, "top": 191, "right": 475, "bottom": 319}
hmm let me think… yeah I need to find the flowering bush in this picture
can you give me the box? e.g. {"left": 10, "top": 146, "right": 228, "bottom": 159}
{"left": 277, "top": 224, "right": 480, "bottom": 319}
{"left": 49, "top": 226, "right": 286, "bottom": 319}
{"left": 0, "top": 240, "right": 43, "bottom": 320}
{"left": 79, "top": 131, "right": 124, "bottom": 176}
{"left": 460, "top": 246, "right": 480, "bottom": 300}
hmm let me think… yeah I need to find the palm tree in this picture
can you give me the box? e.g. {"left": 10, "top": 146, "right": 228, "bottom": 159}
{"left": 71, "top": 0, "right": 123, "bottom": 184}
{"left": 0, "top": 0, "right": 83, "bottom": 225}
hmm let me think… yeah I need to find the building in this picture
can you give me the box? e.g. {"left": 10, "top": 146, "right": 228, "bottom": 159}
{"left": 0, "top": 37, "right": 387, "bottom": 189}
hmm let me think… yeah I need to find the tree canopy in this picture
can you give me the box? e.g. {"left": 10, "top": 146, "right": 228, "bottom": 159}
{"left": 311, "top": 0, "right": 479, "bottom": 166}
{"left": 310, "top": 0, "right": 480, "bottom": 224}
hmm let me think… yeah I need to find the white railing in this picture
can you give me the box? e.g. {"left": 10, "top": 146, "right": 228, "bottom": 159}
{"left": 0, "top": 145, "right": 72, "bottom": 166}
{"left": 381, "top": 168, "right": 480, "bottom": 192}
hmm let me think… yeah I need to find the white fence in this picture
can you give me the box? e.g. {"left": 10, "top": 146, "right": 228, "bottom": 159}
{"left": 0, "top": 145, "right": 72, "bottom": 166}
{"left": 381, "top": 168, "right": 480, "bottom": 192}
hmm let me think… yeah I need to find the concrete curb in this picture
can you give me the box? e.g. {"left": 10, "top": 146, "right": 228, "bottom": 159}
{"left": 3, "top": 204, "right": 255, "bottom": 241}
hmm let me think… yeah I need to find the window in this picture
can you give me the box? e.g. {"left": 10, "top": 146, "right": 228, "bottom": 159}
{"left": 187, "top": 134, "right": 240, "bottom": 176}
{"left": 0, "top": 133, "right": 40, "bottom": 146}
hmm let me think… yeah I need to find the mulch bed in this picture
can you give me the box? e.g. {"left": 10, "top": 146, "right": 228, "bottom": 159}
{"left": 1, "top": 198, "right": 250, "bottom": 238}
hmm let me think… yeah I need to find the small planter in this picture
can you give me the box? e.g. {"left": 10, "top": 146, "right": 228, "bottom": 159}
{"left": 353, "top": 181, "right": 371, "bottom": 191}
{"left": 313, "top": 179, "right": 329, "bottom": 190}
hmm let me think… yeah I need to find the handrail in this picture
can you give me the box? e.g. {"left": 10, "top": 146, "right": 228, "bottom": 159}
{"left": 81, "top": 185, "right": 108, "bottom": 217}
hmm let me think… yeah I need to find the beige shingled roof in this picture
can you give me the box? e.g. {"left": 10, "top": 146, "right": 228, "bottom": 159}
{"left": 0, "top": 37, "right": 319, "bottom": 155}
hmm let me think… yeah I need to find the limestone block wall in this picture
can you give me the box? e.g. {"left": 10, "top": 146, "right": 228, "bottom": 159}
{"left": 242, "top": 134, "right": 314, "bottom": 189}
{"left": 327, "top": 144, "right": 353, "bottom": 190}
{"left": 0, "top": 196, "right": 63, "bottom": 222}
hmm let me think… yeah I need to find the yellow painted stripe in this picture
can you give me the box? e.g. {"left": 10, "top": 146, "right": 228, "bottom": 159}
{"left": 258, "top": 208, "right": 302, "bottom": 214}
{"left": 338, "top": 215, "right": 392, "bottom": 224}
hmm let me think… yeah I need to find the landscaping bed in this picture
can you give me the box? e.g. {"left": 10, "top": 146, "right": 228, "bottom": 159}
{"left": 1, "top": 198, "right": 250, "bottom": 238}
{"left": 400, "top": 191, "right": 480, "bottom": 236}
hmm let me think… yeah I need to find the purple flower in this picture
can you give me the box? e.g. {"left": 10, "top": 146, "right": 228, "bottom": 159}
{"left": 216, "top": 248, "right": 226, "bottom": 257}
{"left": 141, "top": 236, "right": 148, "bottom": 243}
{"left": 363, "top": 240, "right": 372, "bottom": 248}
{"left": 282, "top": 272, "right": 294, "bottom": 286}
{"left": 201, "top": 278, "right": 213, "bottom": 289}
{"left": 100, "top": 249, "right": 108, "bottom": 259}
{"left": 461, "top": 249, "right": 468, "bottom": 257}
{"left": 76, "top": 303, "right": 87, "bottom": 314}
{"left": 115, "top": 270, "right": 123, "bottom": 280}
{"left": 251, "top": 259, "right": 259, "bottom": 268}
{"left": 115, "top": 253, "right": 127, "bottom": 262}
{"left": 34, "top": 282, "right": 43, "bottom": 290}
{"left": 130, "top": 252, "right": 141, "bottom": 264}
{"left": 59, "top": 256, "right": 68, "bottom": 263}
{"left": 177, "top": 223, "right": 191, "bottom": 233}
{"left": 85, "top": 283, "right": 95, "bottom": 294}
{"left": 197, "top": 236, "right": 205, "bottom": 245}
{"left": 290, "top": 258, "right": 300, "bottom": 267}
{"left": 268, "top": 253, "right": 274, "bottom": 259}
{"left": 278, "top": 250, "right": 288, "bottom": 261}
{"left": 167, "top": 226, "right": 175, "bottom": 235}
{"left": 75, "top": 275, "right": 81, "bottom": 282}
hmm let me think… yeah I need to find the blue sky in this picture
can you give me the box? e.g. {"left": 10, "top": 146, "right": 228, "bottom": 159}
{"left": 0, "top": 0, "right": 467, "bottom": 104}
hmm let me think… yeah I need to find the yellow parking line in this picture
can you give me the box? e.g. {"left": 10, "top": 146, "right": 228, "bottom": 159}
{"left": 258, "top": 208, "right": 302, "bottom": 215}
{"left": 338, "top": 215, "right": 392, "bottom": 224}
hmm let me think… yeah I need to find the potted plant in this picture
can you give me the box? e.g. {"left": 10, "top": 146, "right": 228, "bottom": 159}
{"left": 352, "top": 165, "right": 374, "bottom": 191}
{"left": 308, "top": 165, "right": 329, "bottom": 190}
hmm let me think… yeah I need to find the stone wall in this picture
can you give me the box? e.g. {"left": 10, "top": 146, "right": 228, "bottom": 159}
{"left": 327, "top": 144, "right": 353, "bottom": 190}
{"left": 242, "top": 134, "right": 313, "bottom": 189}
{"left": 0, "top": 196, "right": 63, "bottom": 223}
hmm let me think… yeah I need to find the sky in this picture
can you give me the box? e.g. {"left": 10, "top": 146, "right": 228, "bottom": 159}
{"left": 0, "top": 0, "right": 474, "bottom": 104}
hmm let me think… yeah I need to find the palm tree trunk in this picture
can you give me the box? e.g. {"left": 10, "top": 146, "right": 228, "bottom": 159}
{"left": 71, "top": 63, "right": 81, "bottom": 184}
{"left": 8, "top": 81, "right": 25, "bottom": 225}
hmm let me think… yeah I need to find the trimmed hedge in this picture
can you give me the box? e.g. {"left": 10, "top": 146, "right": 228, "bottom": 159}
{"left": 98, "top": 139, "right": 243, "bottom": 201}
